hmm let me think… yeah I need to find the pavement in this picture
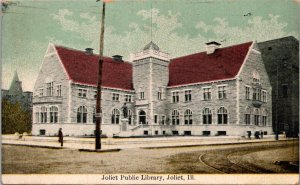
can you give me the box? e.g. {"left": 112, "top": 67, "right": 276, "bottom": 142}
{"left": 2, "top": 134, "right": 297, "bottom": 152}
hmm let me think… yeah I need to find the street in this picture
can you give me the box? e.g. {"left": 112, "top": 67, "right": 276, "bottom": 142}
{"left": 2, "top": 140, "right": 298, "bottom": 174}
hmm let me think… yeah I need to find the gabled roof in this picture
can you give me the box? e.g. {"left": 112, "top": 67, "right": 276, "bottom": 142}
{"left": 168, "top": 41, "right": 253, "bottom": 87}
{"left": 55, "top": 46, "right": 133, "bottom": 90}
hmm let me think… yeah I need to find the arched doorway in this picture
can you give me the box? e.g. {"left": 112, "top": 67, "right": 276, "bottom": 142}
{"left": 139, "top": 110, "right": 146, "bottom": 124}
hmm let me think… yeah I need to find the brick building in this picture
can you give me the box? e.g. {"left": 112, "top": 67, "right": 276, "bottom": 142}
{"left": 258, "top": 36, "right": 299, "bottom": 137}
{"left": 32, "top": 41, "right": 273, "bottom": 137}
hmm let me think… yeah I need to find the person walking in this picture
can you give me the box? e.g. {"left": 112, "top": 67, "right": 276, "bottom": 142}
{"left": 260, "top": 131, "right": 263, "bottom": 139}
{"left": 248, "top": 131, "right": 251, "bottom": 140}
{"left": 58, "top": 128, "right": 63, "bottom": 147}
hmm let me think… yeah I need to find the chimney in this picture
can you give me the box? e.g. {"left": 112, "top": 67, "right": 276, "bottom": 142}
{"left": 205, "top": 41, "right": 221, "bottom": 54}
{"left": 85, "top": 48, "right": 94, "bottom": 55}
{"left": 112, "top": 55, "right": 123, "bottom": 62}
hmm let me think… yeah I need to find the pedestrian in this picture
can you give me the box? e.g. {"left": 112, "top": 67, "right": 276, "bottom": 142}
{"left": 58, "top": 128, "right": 63, "bottom": 147}
{"left": 255, "top": 131, "right": 260, "bottom": 139}
{"left": 248, "top": 131, "right": 251, "bottom": 140}
{"left": 260, "top": 131, "right": 263, "bottom": 139}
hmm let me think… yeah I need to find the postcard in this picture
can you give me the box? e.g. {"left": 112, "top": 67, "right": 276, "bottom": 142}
{"left": 1, "top": 0, "right": 299, "bottom": 184}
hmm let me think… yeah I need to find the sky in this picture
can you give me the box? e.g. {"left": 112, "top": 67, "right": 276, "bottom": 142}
{"left": 1, "top": 0, "right": 299, "bottom": 91}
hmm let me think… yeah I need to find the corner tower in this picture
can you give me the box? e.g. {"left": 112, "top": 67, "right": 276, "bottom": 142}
{"left": 131, "top": 42, "right": 170, "bottom": 126}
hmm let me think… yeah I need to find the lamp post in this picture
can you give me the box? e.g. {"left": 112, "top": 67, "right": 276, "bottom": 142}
{"left": 95, "top": 0, "right": 106, "bottom": 150}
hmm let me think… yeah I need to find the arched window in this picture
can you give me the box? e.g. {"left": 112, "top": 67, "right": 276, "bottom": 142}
{"left": 217, "top": 107, "right": 228, "bottom": 124}
{"left": 111, "top": 109, "right": 120, "bottom": 124}
{"left": 50, "top": 106, "right": 58, "bottom": 123}
{"left": 261, "top": 109, "right": 267, "bottom": 126}
{"left": 77, "top": 106, "right": 87, "bottom": 123}
{"left": 254, "top": 108, "right": 260, "bottom": 126}
{"left": 35, "top": 107, "right": 40, "bottom": 123}
{"left": 139, "top": 110, "right": 146, "bottom": 124}
{"left": 41, "top": 106, "right": 47, "bottom": 123}
{"left": 252, "top": 71, "right": 261, "bottom": 101}
{"left": 172, "top": 110, "right": 180, "bottom": 125}
{"left": 245, "top": 107, "right": 251, "bottom": 125}
{"left": 184, "top": 109, "right": 193, "bottom": 125}
{"left": 128, "top": 110, "right": 133, "bottom": 125}
{"left": 203, "top": 108, "right": 212, "bottom": 124}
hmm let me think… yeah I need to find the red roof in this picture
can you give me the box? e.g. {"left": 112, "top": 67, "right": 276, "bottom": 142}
{"left": 54, "top": 42, "right": 253, "bottom": 90}
{"left": 168, "top": 42, "right": 253, "bottom": 87}
{"left": 55, "top": 46, "right": 133, "bottom": 90}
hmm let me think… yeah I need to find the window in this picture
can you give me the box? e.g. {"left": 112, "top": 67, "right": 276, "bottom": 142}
{"left": 140, "top": 92, "right": 145, "bottom": 100}
{"left": 184, "top": 109, "right": 193, "bottom": 125}
{"left": 262, "top": 91, "right": 267, "bottom": 102}
{"left": 161, "top": 115, "right": 165, "bottom": 125}
{"left": 139, "top": 110, "right": 146, "bottom": 124}
{"left": 252, "top": 75, "right": 261, "bottom": 101}
{"left": 94, "top": 91, "right": 97, "bottom": 99}
{"left": 78, "top": 89, "right": 87, "bottom": 98}
{"left": 218, "top": 86, "right": 226, "bottom": 99}
{"left": 157, "top": 88, "right": 162, "bottom": 100}
{"left": 245, "top": 107, "right": 251, "bottom": 125}
{"left": 262, "top": 109, "right": 267, "bottom": 126}
{"left": 184, "top": 90, "right": 192, "bottom": 102}
{"left": 50, "top": 106, "right": 58, "bottom": 123}
{"left": 56, "top": 85, "right": 62, "bottom": 97}
{"left": 128, "top": 110, "right": 133, "bottom": 125}
{"left": 282, "top": 84, "right": 288, "bottom": 98}
{"left": 245, "top": 86, "right": 250, "bottom": 100}
{"left": 171, "top": 110, "right": 180, "bottom": 125}
{"left": 154, "top": 115, "right": 158, "bottom": 124}
{"left": 217, "top": 107, "right": 228, "bottom": 124}
{"left": 203, "top": 131, "right": 211, "bottom": 136}
{"left": 93, "top": 108, "right": 96, "bottom": 123}
{"left": 46, "top": 82, "right": 54, "bottom": 96}
{"left": 172, "top": 92, "right": 179, "bottom": 103}
{"left": 111, "top": 109, "right": 120, "bottom": 124}
{"left": 203, "top": 87, "right": 211, "bottom": 100}
{"left": 77, "top": 106, "right": 87, "bottom": 123}
{"left": 254, "top": 109, "right": 259, "bottom": 126}
{"left": 40, "top": 106, "right": 47, "bottom": 123}
{"left": 112, "top": 93, "right": 120, "bottom": 101}
{"left": 125, "top": 95, "right": 132, "bottom": 102}
{"left": 39, "top": 88, "right": 44, "bottom": 97}
{"left": 253, "top": 87, "right": 261, "bottom": 101}
{"left": 35, "top": 108, "right": 40, "bottom": 123}
{"left": 262, "top": 116, "right": 267, "bottom": 126}
{"left": 203, "top": 108, "right": 212, "bottom": 124}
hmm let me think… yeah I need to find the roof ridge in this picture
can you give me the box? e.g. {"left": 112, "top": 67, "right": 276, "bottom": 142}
{"left": 54, "top": 44, "right": 131, "bottom": 63}
{"left": 171, "top": 41, "right": 253, "bottom": 61}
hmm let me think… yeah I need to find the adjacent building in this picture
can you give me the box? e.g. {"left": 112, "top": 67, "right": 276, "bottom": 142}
{"left": 258, "top": 36, "right": 299, "bottom": 137}
{"left": 2, "top": 71, "right": 32, "bottom": 111}
{"left": 32, "top": 40, "right": 273, "bottom": 137}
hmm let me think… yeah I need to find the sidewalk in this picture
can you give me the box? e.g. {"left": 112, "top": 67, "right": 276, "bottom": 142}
{"left": 2, "top": 134, "right": 296, "bottom": 151}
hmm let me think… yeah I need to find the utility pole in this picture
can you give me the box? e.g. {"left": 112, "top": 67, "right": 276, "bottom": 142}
{"left": 275, "top": 63, "right": 279, "bottom": 140}
{"left": 95, "top": 0, "right": 106, "bottom": 150}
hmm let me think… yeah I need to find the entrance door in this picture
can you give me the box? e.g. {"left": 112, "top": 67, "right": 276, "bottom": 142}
{"left": 139, "top": 110, "right": 146, "bottom": 124}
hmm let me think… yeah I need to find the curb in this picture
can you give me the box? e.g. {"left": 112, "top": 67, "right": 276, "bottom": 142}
{"left": 78, "top": 148, "right": 121, "bottom": 153}
{"left": 141, "top": 139, "right": 298, "bottom": 149}
{"left": 2, "top": 143, "right": 64, "bottom": 149}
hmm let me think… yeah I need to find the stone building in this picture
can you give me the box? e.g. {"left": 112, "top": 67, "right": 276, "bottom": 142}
{"left": 32, "top": 41, "right": 273, "bottom": 137}
{"left": 258, "top": 36, "right": 299, "bottom": 137}
{"left": 2, "top": 71, "right": 32, "bottom": 111}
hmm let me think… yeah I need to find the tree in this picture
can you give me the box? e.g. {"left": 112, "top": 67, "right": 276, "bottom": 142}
{"left": 2, "top": 100, "right": 32, "bottom": 134}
